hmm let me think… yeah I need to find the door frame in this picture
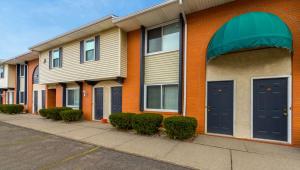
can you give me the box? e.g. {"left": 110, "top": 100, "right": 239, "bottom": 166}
{"left": 250, "top": 75, "right": 292, "bottom": 144}
{"left": 92, "top": 86, "right": 104, "bottom": 121}
{"left": 205, "top": 80, "right": 236, "bottom": 137}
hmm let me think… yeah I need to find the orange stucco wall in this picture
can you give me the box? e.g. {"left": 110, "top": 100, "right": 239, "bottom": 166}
{"left": 82, "top": 82, "right": 93, "bottom": 120}
{"left": 186, "top": 0, "right": 300, "bottom": 146}
{"left": 27, "top": 59, "right": 39, "bottom": 113}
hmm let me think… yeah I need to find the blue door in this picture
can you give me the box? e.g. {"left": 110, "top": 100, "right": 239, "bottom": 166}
{"left": 94, "top": 88, "right": 103, "bottom": 120}
{"left": 253, "top": 78, "right": 288, "bottom": 141}
{"left": 111, "top": 87, "right": 122, "bottom": 114}
{"left": 207, "top": 81, "right": 234, "bottom": 135}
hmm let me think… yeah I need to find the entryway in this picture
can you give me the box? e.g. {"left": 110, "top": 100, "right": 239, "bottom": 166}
{"left": 252, "top": 77, "right": 288, "bottom": 142}
{"left": 207, "top": 81, "right": 234, "bottom": 135}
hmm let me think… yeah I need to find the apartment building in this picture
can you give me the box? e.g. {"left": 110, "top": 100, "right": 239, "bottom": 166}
{"left": 0, "top": 60, "right": 15, "bottom": 104}
{"left": 0, "top": 0, "right": 297, "bottom": 146}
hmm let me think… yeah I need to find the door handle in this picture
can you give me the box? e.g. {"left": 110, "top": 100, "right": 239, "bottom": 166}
{"left": 283, "top": 108, "right": 288, "bottom": 116}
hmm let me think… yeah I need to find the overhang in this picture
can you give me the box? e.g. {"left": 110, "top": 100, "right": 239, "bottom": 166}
{"left": 30, "top": 15, "right": 116, "bottom": 52}
{"left": 207, "top": 12, "right": 293, "bottom": 61}
{"left": 5, "top": 51, "right": 39, "bottom": 65}
{"left": 114, "top": 0, "right": 234, "bottom": 32}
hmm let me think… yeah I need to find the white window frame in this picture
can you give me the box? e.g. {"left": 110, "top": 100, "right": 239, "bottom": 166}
{"left": 19, "top": 91, "right": 24, "bottom": 104}
{"left": 19, "top": 64, "right": 25, "bottom": 77}
{"left": 144, "top": 83, "right": 179, "bottom": 112}
{"left": 145, "top": 20, "right": 180, "bottom": 56}
{"left": 84, "top": 37, "right": 96, "bottom": 62}
{"left": 52, "top": 48, "right": 60, "bottom": 68}
{"left": 66, "top": 87, "right": 80, "bottom": 108}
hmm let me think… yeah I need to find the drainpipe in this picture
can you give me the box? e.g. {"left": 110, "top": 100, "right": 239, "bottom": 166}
{"left": 179, "top": 0, "right": 187, "bottom": 116}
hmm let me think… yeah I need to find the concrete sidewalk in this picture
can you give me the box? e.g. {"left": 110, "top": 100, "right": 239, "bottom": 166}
{"left": 0, "top": 113, "right": 300, "bottom": 170}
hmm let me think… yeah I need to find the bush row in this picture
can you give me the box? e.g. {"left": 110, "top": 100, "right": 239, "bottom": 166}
{"left": 109, "top": 113, "right": 197, "bottom": 140}
{"left": 0, "top": 104, "right": 24, "bottom": 114}
{"left": 39, "top": 107, "right": 82, "bottom": 122}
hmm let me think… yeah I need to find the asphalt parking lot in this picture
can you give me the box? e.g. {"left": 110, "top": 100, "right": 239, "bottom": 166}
{"left": 0, "top": 121, "right": 191, "bottom": 170}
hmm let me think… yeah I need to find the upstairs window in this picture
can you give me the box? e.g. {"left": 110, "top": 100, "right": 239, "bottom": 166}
{"left": 85, "top": 38, "right": 95, "bottom": 61}
{"left": 147, "top": 22, "right": 180, "bottom": 54}
{"left": 52, "top": 49, "right": 60, "bottom": 68}
{"left": 20, "top": 65, "right": 25, "bottom": 77}
{"left": 0, "top": 65, "right": 4, "bottom": 78}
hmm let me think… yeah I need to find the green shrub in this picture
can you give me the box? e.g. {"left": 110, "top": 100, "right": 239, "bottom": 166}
{"left": 132, "top": 113, "right": 163, "bottom": 135}
{"left": 109, "top": 113, "right": 135, "bottom": 130}
{"left": 0, "top": 104, "right": 4, "bottom": 113}
{"left": 60, "top": 110, "right": 82, "bottom": 122}
{"left": 0, "top": 104, "right": 24, "bottom": 114}
{"left": 39, "top": 109, "right": 48, "bottom": 118}
{"left": 46, "top": 107, "right": 72, "bottom": 120}
{"left": 163, "top": 116, "right": 198, "bottom": 140}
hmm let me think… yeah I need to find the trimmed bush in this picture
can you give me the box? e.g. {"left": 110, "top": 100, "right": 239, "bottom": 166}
{"left": 0, "top": 104, "right": 24, "bottom": 114}
{"left": 39, "top": 109, "right": 48, "bottom": 118}
{"left": 132, "top": 113, "right": 163, "bottom": 135}
{"left": 60, "top": 110, "right": 82, "bottom": 122}
{"left": 163, "top": 116, "right": 198, "bottom": 140}
{"left": 45, "top": 107, "right": 72, "bottom": 120}
{"left": 109, "top": 113, "right": 135, "bottom": 130}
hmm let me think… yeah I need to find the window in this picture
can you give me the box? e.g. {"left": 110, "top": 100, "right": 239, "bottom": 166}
{"left": 147, "top": 22, "right": 180, "bottom": 54}
{"left": 52, "top": 49, "right": 60, "bottom": 68}
{"left": 0, "top": 65, "right": 4, "bottom": 78}
{"left": 20, "top": 65, "right": 25, "bottom": 77}
{"left": 19, "top": 91, "right": 24, "bottom": 104}
{"left": 66, "top": 88, "right": 80, "bottom": 108}
{"left": 85, "top": 38, "right": 95, "bottom": 61}
{"left": 146, "top": 84, "right": 178, "bottom": 111}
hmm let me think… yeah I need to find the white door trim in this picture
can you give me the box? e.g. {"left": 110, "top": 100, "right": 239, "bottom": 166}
{"left": 250, "top": 75, "right": 292, "bottom": 144}
{"left": 205, "top": 80, "right": 236, "bottom": 137}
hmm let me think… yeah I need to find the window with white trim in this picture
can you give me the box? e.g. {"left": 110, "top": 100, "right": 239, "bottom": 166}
{"left": 0, "top": 65, "right": 4, "bottom": 78}
{"left": 19, "top": 91, "right": 24, "bottom": 104}
{"left": 146, "top": 22, "right": 180, "bottom": 54}
{"left": 52, "top": 49, "right": 60, "bottom": 68}
{"left": 85, "top": 38, "right": 95, "bottom": 61}
{"left": 66, "top": 88, "right": 79, "bottom": 108}
{"left": 146, "top": 84, "right": 178, "bottom": 111}
{"left": 20, "top": 65, "right": 25, "bottom": 77}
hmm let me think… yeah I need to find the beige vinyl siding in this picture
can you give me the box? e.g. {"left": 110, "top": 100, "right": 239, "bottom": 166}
{"left": 39, "top": 27, "right": 125, "bottom": 84}
{"left": 145, "top": 51, "right": 179, "bottom": 84}
{"left": 7, "top": 65, "right": 16, "bottom": 88}
{"left": 120, "top": 30, "right": 127, "bottom": 77}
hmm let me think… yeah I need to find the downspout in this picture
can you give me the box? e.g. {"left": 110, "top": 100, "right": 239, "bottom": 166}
{"left": 179, "top": 0, "right": 187, "bottom": 116}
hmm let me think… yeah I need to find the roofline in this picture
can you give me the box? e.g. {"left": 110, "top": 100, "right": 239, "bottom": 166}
{"left": 29, "top": 15, "right": 116, "bottom": 50}
{"left": 113, "top": 0, "right": 178, "bottom": 23}
{"left": 4, "top": 51, "right": 38, "bottom": 63}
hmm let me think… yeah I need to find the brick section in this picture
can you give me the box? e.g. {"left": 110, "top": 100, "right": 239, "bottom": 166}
{"left": 46, "top": 88, "right": 56, "bottom": 109}
{"left": 56, "top": 85, "right": 63, "bottom": 107}
{"left": 82, "top": 82, "right": 93, "bottom": 121}
{"left": 186, "top": 0, "right": 300, "bottom": 146}
{"left": 122, "top": 30, "right": 141, "bottom": 113}
{"left": 27, "top": 59, "right": 39, "bottom": 113}
{"left": 2, "top": 91, "right": 6, "bottom": 104}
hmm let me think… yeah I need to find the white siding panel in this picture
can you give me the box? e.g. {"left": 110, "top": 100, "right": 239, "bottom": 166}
{"left": 145, "top": 51, "right": 179, "bottom": 84}
{"left": 39, "top": 27, "right": 123, "bottom": 84}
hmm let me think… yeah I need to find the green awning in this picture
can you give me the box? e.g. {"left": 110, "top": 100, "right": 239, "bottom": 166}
{"left": 207, "top": 12, "right": 293, "bottom": 61}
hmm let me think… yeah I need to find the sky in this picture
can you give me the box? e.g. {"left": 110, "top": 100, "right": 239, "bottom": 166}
{"left": 0, "top": 0, "right": 165, "bottom": 59}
